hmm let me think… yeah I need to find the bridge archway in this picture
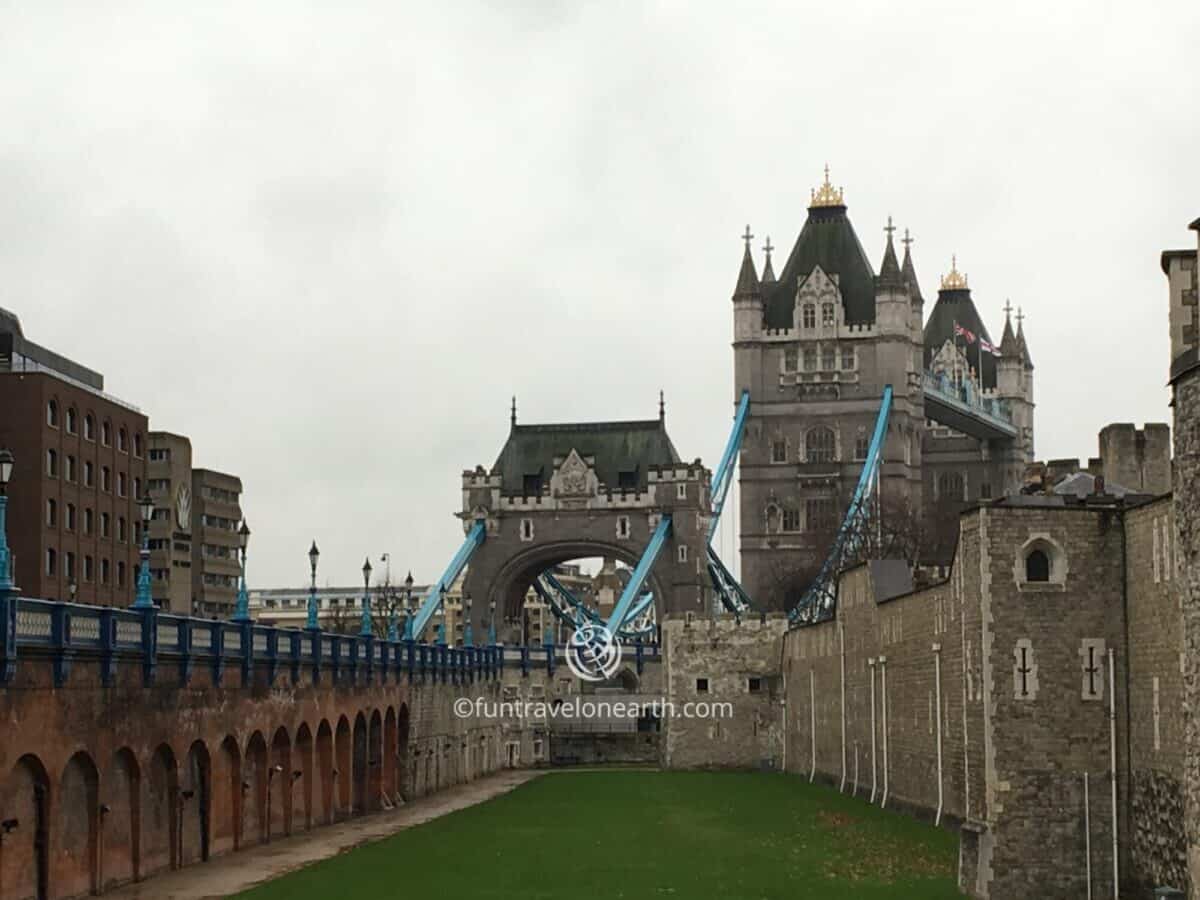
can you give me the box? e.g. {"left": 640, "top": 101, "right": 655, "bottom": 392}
{"left": 294, "top": 723, "right": 314, "bottom": 831}
{"left": 316, "top": 720, "right": 335, "bottom": 824}
{"left": 213, "top": 736, "right": 240, "bottom": 854}
{"left": 182, "top": 740, "right": 210, "bottom": 865}
{"left": 3, "top": 754, "right": 49, "bottom": 900}
{"left": 102, "top": 748, "right": 139, "bottom": 889}
{"left": 269, "top": 727, "right": 290, "bottom": 839}
{"left": 351, "top": 713, "right": 368, "bottom": 815}
{"left": 145, "top": 744, "right": 178, "bottom": 873}
{"left": 55, "top": 751, "right": 98, "bottom": 898}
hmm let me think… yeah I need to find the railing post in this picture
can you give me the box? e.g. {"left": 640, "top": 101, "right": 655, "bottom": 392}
{"left": 210, "top": 620, "right": 224, "bottom": 685}
{"left": 178, "top": 618, "right": 193, "bottom": 685}
{"left": 141, "top": 605, "right": 158, "bottom": 686}
{"left": 0, "top": 589, "right": 18, "bottom": 684}
{"left": 363, "top": 634, "right": 374, "bottom": 684}
{"left": 310, "top": 630, "right": 322, "bottom": 685}
{"left": 266, "top": 627, "right": 279, "bottom": 687}
{"left": 240, "top": 621, "right": 253, "bottom": 687}
{"left": 378, "top": 638, "right": 389, "bottom": 682}
{"left": 290, "top": 632, "right": 302, "bottom": 683}
{"left": 50, "top": 604, "right": 72, "bottom": 687}
{"left": 406, "top": 639, "right": 416, "bottom": 683}
{"left": 99, "top": 607, "right": 116, "bottom": 687}
{"left": 347, "top": 636, "right": 359, "bottom": 685}
{"left": 330, "top": 634, "right": 341, "bottom": 683}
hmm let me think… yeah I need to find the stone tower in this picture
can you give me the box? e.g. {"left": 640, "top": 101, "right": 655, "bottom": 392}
{"left": 733, "top": 170, "right": 926, "bottom": 609}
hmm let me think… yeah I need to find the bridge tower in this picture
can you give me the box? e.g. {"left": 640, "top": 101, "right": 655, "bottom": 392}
{"left": 732, "top": 171, "right": 927, "bottom": 609}
{"left": 460, "top": 402, "right": 711, "bottom": 642}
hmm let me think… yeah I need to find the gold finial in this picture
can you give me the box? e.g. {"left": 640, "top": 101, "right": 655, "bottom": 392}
{"left": 940, "top": 254, "right": 968, "bottom": 290}
{"left": 809, "top": 163, "right": 845, "bottom": 208}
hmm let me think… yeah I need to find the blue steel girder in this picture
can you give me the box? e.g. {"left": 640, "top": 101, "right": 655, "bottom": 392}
{"left": 606, "top": 514, "right": 672, "bottom": 635}
{"left": 411, "top": 520, "right": 486, "bottom": 640}
{"left": 788, "top": 385, "right": 894, "bottom": 626}
{"left": 708, "top": 390, "right": 751, "bottom": 542}
{"left": 534, "top": 571, "right": 654, "bottom": 641}
{"left": 707, "top": 546, "right": 752, "bottom": 615}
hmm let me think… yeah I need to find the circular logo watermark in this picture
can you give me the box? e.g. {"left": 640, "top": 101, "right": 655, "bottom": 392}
{"left": 564, "top": 622, "right": 622, "bottom": 682}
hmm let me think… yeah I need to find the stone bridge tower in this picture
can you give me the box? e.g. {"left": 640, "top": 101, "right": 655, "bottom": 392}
{"left": 460, "top": 401, "right": 712, "bottom": 641}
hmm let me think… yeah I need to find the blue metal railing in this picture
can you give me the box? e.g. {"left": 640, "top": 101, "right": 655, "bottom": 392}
{"left": 922, "top": 372, "right": 1016, "bottom": 433}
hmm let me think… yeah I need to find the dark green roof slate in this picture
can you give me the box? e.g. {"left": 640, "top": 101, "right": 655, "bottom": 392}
{"left": 763, "top": 205, "right": 877, "bottom": 329}
{"left": 492, "top": 419, "right": 681, "bottom": 492}
{"left": 923, "top": 288, "right": 998, "bottom": 390}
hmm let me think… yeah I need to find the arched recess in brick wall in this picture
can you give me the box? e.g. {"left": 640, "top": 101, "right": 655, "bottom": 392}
{"left": 383, "top": 708, "right": 397, "bottom": 802}
{"left": 144, "top": 744, "right": 179, "bottom": 876}
{"left": 243, "top": 732, "right": 268, "bottom": 846}
{"left": 294, "top": 723, "right": 314, "bottom": 832}
{"left": 102, "top": 747, "right": 140, "bottom": 890}
{"left": 212, "top": 736, "right": 241, "bottom": 856}
{"left": 54, "top": 750, "right": 99, "bottom": 898}
{"left": 181, "top": 740, "right": 211, "bottom": 866}
{"left": 3, "top": 754, "right": 50, "bottom": 900}
{"left": 269, "top": 727, "right": 291, "bottom": 840}
{"left": 316, "top": 720, "right": 335, "bottom": 825}
{"left": 367, "top": 710, "right": 383, "bottom": 813}
{"left": 352, "top": 713, "right": 368, "bottom": 815}
{"left": 334, "top": 716, "right": 352, "bottom": 821}
{"left": 396, "top": 704, "right": 411, "bottom": 802}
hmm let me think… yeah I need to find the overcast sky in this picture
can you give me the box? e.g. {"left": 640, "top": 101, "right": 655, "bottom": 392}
{"left": 2, "top": 2, "right": 1197, "bottom": 589}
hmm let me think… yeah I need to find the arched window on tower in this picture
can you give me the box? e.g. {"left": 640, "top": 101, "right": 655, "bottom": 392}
{"left": 938, "top": 472, "right": 965, "bottom": 502}
{"left": 802, "top": 305, "right": 816, "bottom": 329}
{"left": 1025, "top": 549, "right": 1050, "bottom": 582}
{"left": 806, "top": 427, "right": 836, "bottom": 463}
{"left": 821, "top": 303, "right": 835, "bottom": 326}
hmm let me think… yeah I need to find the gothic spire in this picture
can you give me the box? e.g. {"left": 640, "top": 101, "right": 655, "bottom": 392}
{"left": 901, "top": 228, "right": 923, "bottom": 301}
{"left": 999, "top": 300, "right": 1019, "bottom": 357}
{"left": 1016, "top": 307, "right": 1034, "bottom": 370}
{"left": 878, "top": 215, "right": 903, "bottom": 290}
{"left": 761, "top": 236, "right": 776, "bottom": 283}
{"left": 733, "top": 224, "right": 760, "bottom": 296}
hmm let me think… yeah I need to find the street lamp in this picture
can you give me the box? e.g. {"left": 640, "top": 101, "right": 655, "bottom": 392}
{"left": 463, "top": 593, "right": 473, "bottom": 648}
{"left": 0, "top": 449, "right": 14, "bottom": 591}
{"left": 132, "top": 494, "right": 155, "bottom": 610}
{"left": 488, "top": 599, "right": 497, "bottom": 646}
{"left": 232, "top": 520, "right": 252, "bottom": 623}
{"left": 306, "top": 541, "right": 320, "bottom": 631}
{"left": 403, "top": 571, "right": 414, "bottom": 640}
{"left": 360, "top": 557, "right": 373, "bottom": 637}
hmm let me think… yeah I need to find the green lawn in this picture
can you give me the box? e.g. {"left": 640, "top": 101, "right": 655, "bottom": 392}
{"left": 236, "top": 771, "right": 964, "bottom": 899}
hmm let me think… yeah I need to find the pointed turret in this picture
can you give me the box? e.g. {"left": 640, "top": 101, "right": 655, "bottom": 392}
{"left": 761, "top": 237, "right": 776, "bottom": 283}
{"left": 878, "top": 216, "right": 903, "bottom": 290}
{"left": 999, "top": 303, "right": 1019, "bottom": 357}
{"left": 733, "top": 225, "right": 760, "bottom": 298}
{"left": 1016, "top": 308, "right": 1034, "bottom": 370}
{"left": 901, "top": 228, "right": 923, "bottom": 302}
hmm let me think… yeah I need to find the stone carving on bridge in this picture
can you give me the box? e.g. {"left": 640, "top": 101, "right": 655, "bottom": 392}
{"left": 553, "top": 449, "right": 595, "bottom": 499}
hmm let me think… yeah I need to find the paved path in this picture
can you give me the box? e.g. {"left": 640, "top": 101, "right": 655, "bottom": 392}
{"left": 105, "top": 769, "right": 546, "bottom": 899}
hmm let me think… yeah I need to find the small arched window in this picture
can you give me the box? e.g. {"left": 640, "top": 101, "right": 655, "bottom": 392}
{"left": 101, "top": 421, "right": 111, "bottom": 446}
{"left": 764, "top": 503, "right": 781, "bottom": 534}
{"left": 1025, "top": 549, "right": 1050, "bottom": 583}
{"left": 118, "top": 427, "right": 128, "bottom": 453}
{"left": 66, "top": 407, "right": 77, "bottom": 434}
{"left": 806, "top": 426, "right": 836, "bottom": 463}
{"left": 938, "top": 472, "right": 965, "bottom": 502}
{"left": 47, "top": 400, "right": 59, "bottom": 427}
{"left": 802, "top": 304, "right": 816, "bottom": 329}
{"left": 83, "top": 414, "right": 94, "bottom": 441}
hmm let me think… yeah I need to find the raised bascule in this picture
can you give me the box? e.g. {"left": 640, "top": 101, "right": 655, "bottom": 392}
{"left": 8, "top": 171, "right": 1200, "bottom": 900}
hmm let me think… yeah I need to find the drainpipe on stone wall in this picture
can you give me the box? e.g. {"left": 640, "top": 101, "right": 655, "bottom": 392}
{"left": 1084, "top": 771, "right": 1092, "bottom": 900}
{"left": 868, "top": 658, "right": 877, "bottom": 804}
{"left": 933, "top": 643, "right": 943, "bottom": 827}
{"left": 839, "top": 622, "right": 846, "bottom": 793}
{"left": 880, "top": 655, "right": 889, "bottom": 809}
{"left": 1107, "top": 648, "right": 1119, "bottom": 899}
{"left": 809, "top": 669, "right": 816, "bottom": 782}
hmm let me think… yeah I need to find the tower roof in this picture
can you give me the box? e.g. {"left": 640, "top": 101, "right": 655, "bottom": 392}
{"left": 1017, "top": 313, "right": 1034, "bottom": 370}
{"left": 761, "top": 237, "right": 776, "bottom": 283}
{"left": 763, "top": 169, "right": 876, "bottom": 328}
{"left": 901, "top": 229, "right": 923, "bottom": 302}
{"left": 877, "top": 217, "right": 903, "bottom": 291}
{"left": 999, "top": 305, "right": 1019, "bottom": 356}
{"left": 733, "top": 243, "right": 760, "bottom": 296}
{"left": 923, "top": 258, "right": 998, "bottom": 389}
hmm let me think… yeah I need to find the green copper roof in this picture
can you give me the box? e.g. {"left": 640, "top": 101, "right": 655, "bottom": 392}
{"left": 763, "top": 205, "right": 877, "bottom": 329}
{"left": 492, "top": 419, "right": 681, "bottom": 492}
{"left": 923, "top": 288, "right": 998, "bottom": 390}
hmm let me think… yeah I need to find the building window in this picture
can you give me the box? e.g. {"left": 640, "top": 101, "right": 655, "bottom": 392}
{"left": 821, "top": 303, "right": 835, "bottom": 326}
{"left": 1026, "top": 550, "right": 1050, "bottom": 582}
{"left": 117, "top": 561, "right": 126, "bottom": 587}
{"left": 806, "top": 427, "right": 836, "bottom": 463}
{"left": 101, "top": 421, "right": 111, "bottom": 446}
{"left": 841, "top": 346, "right": 855, "bottom": 369}
{"left": 83, "top": 414, "right": 95, "bottom": 441}
{"left": 47, "top": 400, "right": 59, "bottom": 428}
{"left": 781, "top": 507, "right": 801, "bottom": 532}
{"left": 678, "top": 545, "right": 689, "bottom": 563}
{"left": 65, "top": 552, "right": 75, "bottom": 579}
{"left": 676, "top": 482, "right": 687, "bottom": 500}
{"left": 617, "top": 470, "right": 638, "bottom": 490}
{"left": 66, "top": 504, "right": 76, "bottom": 531}
{"left": 101, "top": 513, "right": 110, "bottom": 538}
{"left": 134, "top": 477, "right": 141, "bottom": 498}
{"left": 523, "top": 473, "right": 542, "bottom": 495}
{"left": 66, "top": 455, "right": 76, "bottom": 482}
{"left": 118, "top": 472, "right": 127, "bottom": 497}
{"left": 855, "top": 434, "right": 869, "bottom": 461}
{"left": 117, "top": 517, "right": 126, "bottom": 543}
{"left": 84, "top": 508, "right": 93, "bottom": 534}
{"left": 771, "top": 439, "right": 788, "bottom": 464}
{"left": 748, "top": 677, "right": 763, "bottom": 693}
{"left": 46, "top": 499, "right": 57, "bottom": 527}
{"left": 938, "top": 472, "right": 965, "bottom": 503}
{"left": 84, "top": 556, "right": 94, "bottom": 582}
{"left": 46, "top": 449, "right": 58, "bottom": 477}
{"left": 101, "top": 558, "right": 110, "bottom": 585}
{"left": 133, "top": 433, "right": 143, "bottom": 458}
{"left": 616, "top": 516, "right": 631, "bottom": 539}
{"left": 46, "top": 548, "right": 57, "bottom": 576}
{"left": 520, "top": 518, "right": 534, "bottom": 542}
{"left": 66, "top": 407, "right": 77, "bottom": 434}
{"left": 101, "top": 466, "right": 111, "bottom": 492}
{"left": 118, "top": 428, "right": 128, "bottom": 453}
{"left": 803, "top": 348, "right": 816, "bottom": 371}
{"left": 802, "top": 304, "right": 815, "bottom": 329}
{"left": 806, "top": 498, "right": 836, "bottom": 533}
{"left": 821, "top": 344, "right": 836, "bottom": 370}
{"left": 784, "top": 347, "right": 799, "bottom": 372}
{"left": 84, "top": 461, "right": 94, "bottom": 487}
{"left": 980, "top": 482, "right": 992, "bottom": 500}
{"left": 696, "top": 678, "right": 709, "bottom": 693}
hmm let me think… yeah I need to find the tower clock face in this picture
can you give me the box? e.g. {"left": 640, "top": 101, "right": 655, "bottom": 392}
{"left": 176, "top": 484, "right": 192, "bottom": 533}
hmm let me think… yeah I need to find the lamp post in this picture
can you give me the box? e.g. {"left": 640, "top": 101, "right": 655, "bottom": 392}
{"left": 488, "top": 599, "right": 497, "bottom": 646}
{"left": 306, "top": 541, "right": 320, "bottom": 631}
{"left": 402, "top": 572, "right": 414, "bottom": 640}
{"left": 0, "top": 449, "right": 14, "bottom": 591}
{"left": 132, "top": 494, "right": 155, "bottom": 610}
{"left": 232, "top": 520, "right": 252, "bottom": 622}
{"left": 360, "top": 557, "right": 373, "bottom": 636}
{"left": 463, "top": 593, "right": 473, "bottom": 648}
